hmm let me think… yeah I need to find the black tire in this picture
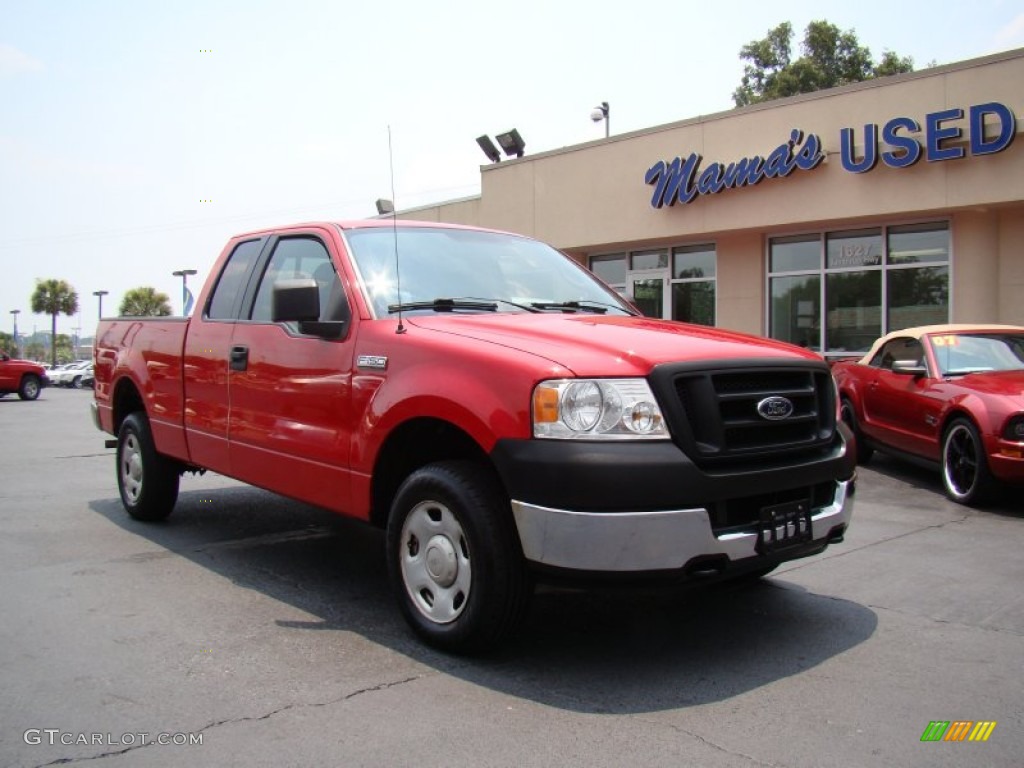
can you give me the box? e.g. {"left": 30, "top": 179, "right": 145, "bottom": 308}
{"left": 116, "top": 412, "right": 180, "bottom": 521}
{"left": 941, "top": 417, "right": 993, "bottom": 506}
{"left": 840, "top": 397, "right": 874, "bottom": 464}
{"left": 386, "top": 461, "right": 531, "bottom": 653}
{"left": 18, "top": 375, "right": 42, "bottom": 401}
{"left": 72, "top": 375, "right": 83, "bottom": 389}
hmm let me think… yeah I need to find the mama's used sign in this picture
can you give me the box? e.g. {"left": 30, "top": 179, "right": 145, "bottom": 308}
{"left": 644, "top": 102, "right": 1016, "bottom": 209}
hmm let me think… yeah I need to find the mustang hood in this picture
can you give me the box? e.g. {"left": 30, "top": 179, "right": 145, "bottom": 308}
{"left": 953, "top": 370, "right": 1024, "bottom": 406}
{"left": 407, "top": 313, "right": 821, "bottom": 376}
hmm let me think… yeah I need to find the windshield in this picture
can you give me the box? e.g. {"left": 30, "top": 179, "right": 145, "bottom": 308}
{"left": 930, "top": 333, "right": 1024, "bottom": 376}
{"left": 343, "top": 226, "right": 634, "bottom": 318}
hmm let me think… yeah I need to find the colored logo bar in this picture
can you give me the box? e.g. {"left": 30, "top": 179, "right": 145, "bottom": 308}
{"left": 921, "top": 721, "right": 997, "bottom": 742}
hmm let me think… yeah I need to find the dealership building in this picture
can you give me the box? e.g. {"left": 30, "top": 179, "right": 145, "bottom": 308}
{"left": 398, "top": 47, "right": 1024, "bottom": 359}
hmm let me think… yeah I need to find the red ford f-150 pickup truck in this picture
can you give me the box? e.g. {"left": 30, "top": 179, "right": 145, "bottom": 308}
{"left": 93, "top": 220, "right": 856, "bottom": 651}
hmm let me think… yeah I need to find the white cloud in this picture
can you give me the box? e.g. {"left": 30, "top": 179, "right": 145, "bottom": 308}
{"left": 0, "top": 43, "right": 44, "bottom": 77}
{"left": 993, "top": 13, "right": 1024, "bottom": 50}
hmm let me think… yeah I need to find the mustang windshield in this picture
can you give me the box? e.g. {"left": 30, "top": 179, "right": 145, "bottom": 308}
{"left": 931, "top": 333, "right": 1024, "bottom": 376}
{"left": 343, "top": 226, "right": 635, "bottom": 318}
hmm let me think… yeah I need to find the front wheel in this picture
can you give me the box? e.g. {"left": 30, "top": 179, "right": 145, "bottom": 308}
{"left": 386, "top": 461, "right": 531, "bottom": 653}
{"left": 117, "top": 412, "right": 180, "bottom": 521}
{"left": 941, "top": 418, "right": 993, "bottom": 506}
{"left": 18, "top": 375, "right": 42, "bottom": 401}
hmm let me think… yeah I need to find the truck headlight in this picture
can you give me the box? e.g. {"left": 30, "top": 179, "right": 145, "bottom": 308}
{"left": 532, "top": 379, "right": 669, "bottom": 440}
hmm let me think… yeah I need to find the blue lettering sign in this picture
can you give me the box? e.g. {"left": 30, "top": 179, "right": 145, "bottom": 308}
{"left": 645, "top": 129, "right": 823, "bottom": 208}
{"left": 969, "top": 102, "right": 1015, "bottom": 155}
{"left": 925, "top": 108, "right": 965, "bottom": 162}
{"left": 840, "top": 125, "right": 878, "bottom": 173}
{"left": 881, "top": 117, "right": 922, "bottom": 168}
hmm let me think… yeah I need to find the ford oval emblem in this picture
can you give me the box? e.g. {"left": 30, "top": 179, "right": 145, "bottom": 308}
{"left": 757, "top": 396, "right": 794, "bottom": 420}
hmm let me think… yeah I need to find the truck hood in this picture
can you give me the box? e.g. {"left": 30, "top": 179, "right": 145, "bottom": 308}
{"left": 406, "top": 313, "right": 820, "bottom": 376}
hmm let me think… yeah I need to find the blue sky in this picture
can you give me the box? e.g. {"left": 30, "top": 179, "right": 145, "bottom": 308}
{"left": 2, "top": 0, "right": 1023, "bottom": 340}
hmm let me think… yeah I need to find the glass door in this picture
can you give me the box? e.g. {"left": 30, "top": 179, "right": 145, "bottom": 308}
{"left": 629, "top": 270, "right": 669, "bottom": 319}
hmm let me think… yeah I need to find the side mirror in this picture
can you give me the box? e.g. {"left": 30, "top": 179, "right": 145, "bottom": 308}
{"left": 891, "top": 359, "right": 927, "bottom": 377}
{"left": 271, "top": 279, "right": 348, "bottom": 340}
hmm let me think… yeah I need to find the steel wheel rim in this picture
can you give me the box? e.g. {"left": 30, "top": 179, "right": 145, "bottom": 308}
{"left": 399, "top": 500, "right": 471, "bottom": 624}
{"left": 943, "top": 425, "right": 977, "bottom": 498}
{"left": 120, "top": 433, "right": 144, "bottom": 503}
{"left": 23, "top": 380, "right": 39, "bottom": 398}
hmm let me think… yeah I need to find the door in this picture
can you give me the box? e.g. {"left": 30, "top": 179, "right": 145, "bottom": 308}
{"left": 629, "top": 269, "right": 669, "bottom": 319}
{"left": 226, "top": 232, "right": 356, "bottom": 514}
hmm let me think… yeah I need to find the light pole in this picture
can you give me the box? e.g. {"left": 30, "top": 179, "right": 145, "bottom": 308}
{"left": 9, "top": 309, "right": 19, "bottom": 358}
{"left": 590, "top": 101, "right": 610, "bottom": 138}
{"left": 93, "top": 290, "right": 109, "bottom": 320}
{"left": 172, "top": 269, "right": 197, "bottom": 316}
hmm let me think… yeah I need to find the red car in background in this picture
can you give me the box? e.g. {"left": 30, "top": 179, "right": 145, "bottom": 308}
{"left": 0, "top": 353, "right": 46, "bottom": 401}
{"left": 832, "top": 324, "right": 1024, "bottom": 505}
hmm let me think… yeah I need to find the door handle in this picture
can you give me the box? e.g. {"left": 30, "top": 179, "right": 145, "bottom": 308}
{"left": 229, "top": 345, "right": 249, "bottom": 372}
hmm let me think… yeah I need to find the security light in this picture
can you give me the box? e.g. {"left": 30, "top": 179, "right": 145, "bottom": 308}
{"left": 476, "top": 135, "right": 502, "bottom": 164}
{"left": 495, "top": 129, "right": 525, "bottom": 158}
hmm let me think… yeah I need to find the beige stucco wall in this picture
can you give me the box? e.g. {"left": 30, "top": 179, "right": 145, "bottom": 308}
{"left": 997, "top": 209, "right": 1024, "bottom": 324}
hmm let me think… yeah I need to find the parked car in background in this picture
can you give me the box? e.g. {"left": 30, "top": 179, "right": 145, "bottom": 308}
{"left": 49, "top": 360, "right": 92, "bottom": 388}
{"left": 0, "top": 353, "right": 46, "bottom": 400}
{"left": 832, "top": 324, "right": 1024, "bottom": 505}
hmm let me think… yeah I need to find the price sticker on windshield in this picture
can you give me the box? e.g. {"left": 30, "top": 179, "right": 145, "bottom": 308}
{"left": 932, "top": 335, "right": 960, "bottom": 347}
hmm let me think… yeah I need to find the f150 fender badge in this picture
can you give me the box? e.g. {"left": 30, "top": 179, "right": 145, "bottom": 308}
{"left": 757, "top": 396, "right": 794, "bottom": 420}
{"left": 357, "top": 355, "right": 388, "bottom": 370}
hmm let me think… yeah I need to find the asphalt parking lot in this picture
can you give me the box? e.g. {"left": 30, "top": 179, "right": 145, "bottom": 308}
{"left": 2, "top": 387, "right": 1021, "bottom": 767}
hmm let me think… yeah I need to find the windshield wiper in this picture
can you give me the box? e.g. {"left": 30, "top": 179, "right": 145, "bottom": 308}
{"left": 529, "top": 300, "right": 612, "bottom": 314}
{"left": 388, "top": 298, "right": 498, "bottom": 314}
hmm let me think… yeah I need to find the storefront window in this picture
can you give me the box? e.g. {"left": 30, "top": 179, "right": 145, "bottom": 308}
{"left": 887, "top": 222, "right": 949, "bottom": 264}
{"left": 826, "top": 271, "right": 882, "bottom": 354}
{"left": 631, "top": 250, "right": 668, "bottom": 270}
{"left": 770, "top": 235, "right": 820, "bottom": 272}
{"left": 590, "top": 253, "right": 626, "bottom": 287}
{"left": 672, "top": 244, "right": 716, "bottom": 325}
{"left": 769, "top": 222, "right": 949, "bottom": 356}
{"left": 771, "top": 274, "right": 821, "bottom": 349}
{"left": 632, "top": 278, "right": 664, "bottom": 318}
{"left": 888, "top": 266, "right": 949, "bottom": 329}
{"left": 826, "top": 229, "right": 882, "bottom": 268}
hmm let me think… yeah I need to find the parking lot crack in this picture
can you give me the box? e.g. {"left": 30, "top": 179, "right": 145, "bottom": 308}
{"left": 29, "top": 675, "right": 426, "bottom": 766}
{"left": 634, "top": 718, "right": 784, "bottom": 767}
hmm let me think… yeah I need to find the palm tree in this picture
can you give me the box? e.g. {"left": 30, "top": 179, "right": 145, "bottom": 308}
{"left": 31, "top": 278, "right": 79, "bottom": 369}
{"left": 119, "top": 286, "right": 173, "bottom": 317}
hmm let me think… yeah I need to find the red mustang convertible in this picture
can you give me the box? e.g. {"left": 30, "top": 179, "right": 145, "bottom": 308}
{"left": 832, "top": 324, "right": 1024, "bottom": 505}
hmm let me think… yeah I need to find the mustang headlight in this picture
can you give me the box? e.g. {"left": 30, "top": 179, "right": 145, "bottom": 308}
{"left": 1003, "top": 415, "right": 1024, "bottom": 442}
{"left": 532, "top": 378, "right": 669, "bottom": 440}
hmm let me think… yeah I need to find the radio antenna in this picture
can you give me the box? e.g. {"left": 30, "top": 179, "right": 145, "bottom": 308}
{"left": 388, "top": 125, "right": 406, "bottom": 334}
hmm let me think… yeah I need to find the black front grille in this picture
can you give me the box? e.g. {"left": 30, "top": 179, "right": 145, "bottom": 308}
{"left": 664, "top": 363, "right": 836, "bottom": 463}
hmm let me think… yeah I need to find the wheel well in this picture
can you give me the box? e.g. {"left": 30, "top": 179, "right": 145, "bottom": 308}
{"left": 369, "top": 418, "right": 495, "bottom": 529}
{"left": 112, "top": 377, "right": 145, "bottom": 434}
{"left": 939, "top": 409, "right": 975, "bottom": 440}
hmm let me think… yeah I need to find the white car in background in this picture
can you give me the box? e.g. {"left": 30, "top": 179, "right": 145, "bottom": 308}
{"left": 49, "top": 361, "right": 92, "bottom": 388}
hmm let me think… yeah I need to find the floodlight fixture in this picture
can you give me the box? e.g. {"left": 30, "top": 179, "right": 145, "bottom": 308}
{"left": 590, "top": 101, "right": 610, "bottom": 137}
{"left": 375, "top": 198, "right": 395, "bottom": 215}
{"left": 476, "top": 135, "right": 502, "bottom": 164}
{"left": 495, "top": 129, "right": 525, "bottom": 158}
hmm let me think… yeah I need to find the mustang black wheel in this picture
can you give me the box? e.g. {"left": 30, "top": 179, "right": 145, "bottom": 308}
{"left": 840, "top": 397, "right": 874, "bottom": 464}
{"left": 386, "top": 461, "right": 531, "bottom": 653}
{"left": 941, "top": 417, "right": 992, "bottom": 506}
{"left": 117, "top": 412, "right": 180, "bottom": 521}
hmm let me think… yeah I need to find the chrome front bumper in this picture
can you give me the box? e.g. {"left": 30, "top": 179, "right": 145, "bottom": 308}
{"left": 510, "top": 479, "right": 854, "bottom": 572}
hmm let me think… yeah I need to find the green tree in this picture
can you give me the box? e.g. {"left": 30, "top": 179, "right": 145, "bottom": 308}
{"left": 119, "top": 286, "right": 173, "bottom": 317}
{"left": 0, "top": 331, "right": 15, "bottom": 356}
{"left": 733, "top": 20, "right": 914, "bottom": 106}
{"left": 24, "top": 341, "right": 45, "bottom": 361}
{"left": 31, "top": 278, "right": 79, "bottom": 369}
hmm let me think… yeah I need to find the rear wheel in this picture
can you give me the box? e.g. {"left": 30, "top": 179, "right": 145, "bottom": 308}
{"left": 117, "top": 412, "right": 180, "bottom": 521}
{"left": 18, "top": 375, "right": 42, "bottom": 401}
{"left": 72, "top": 375, "right": 83, "bottom": 389}
{"left": 386, "top": 461, "right": 531, "bottom": 653}
{"left": 840, "top": 397, "right": 874, "bottom": 464}
{"left": 941, "top": 418, "right": 992, "bottom": 506}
